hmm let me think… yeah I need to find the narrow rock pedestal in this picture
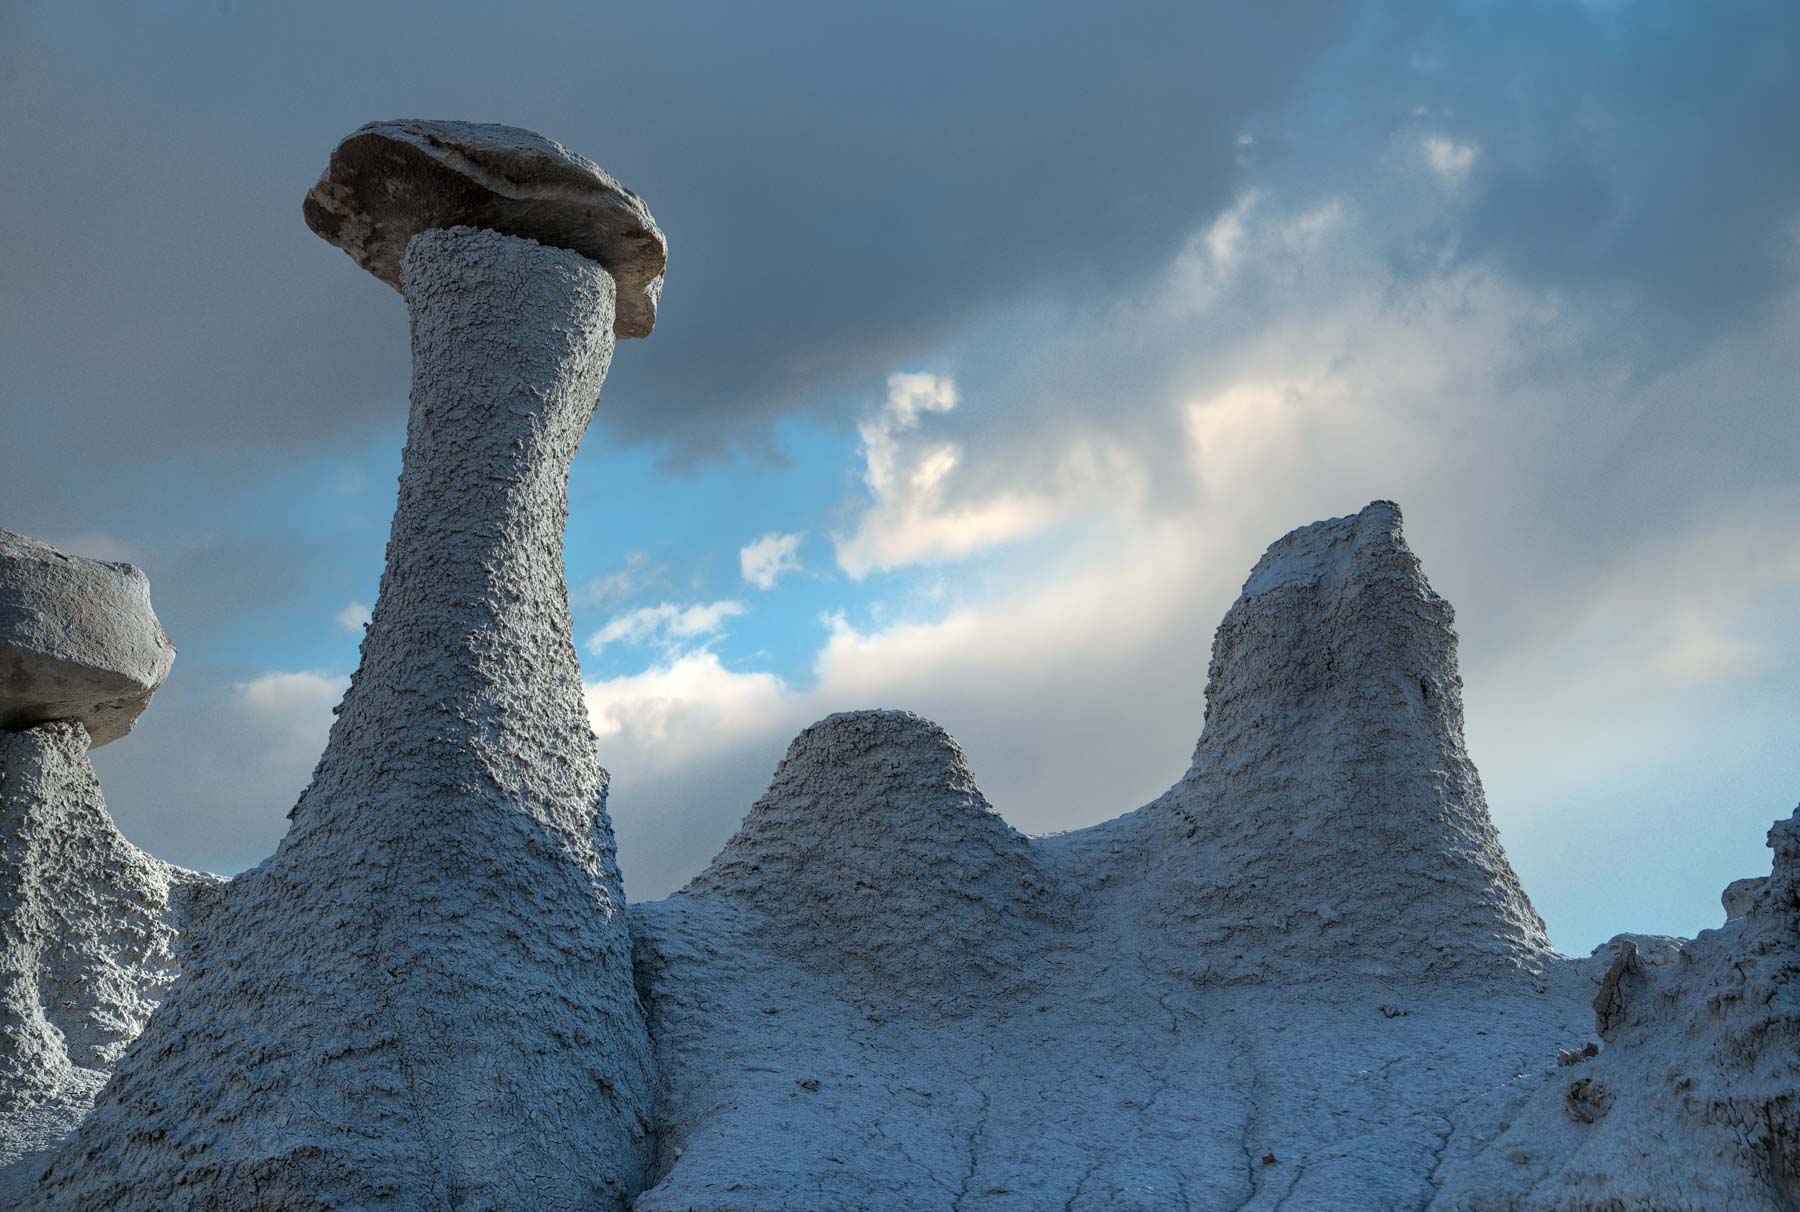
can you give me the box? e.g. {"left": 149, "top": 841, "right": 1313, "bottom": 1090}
{"left": 35, "top": 228, "right": 656, "bottom": 1209}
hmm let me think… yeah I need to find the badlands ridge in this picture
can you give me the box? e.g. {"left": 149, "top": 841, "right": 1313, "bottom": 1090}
{"left": 0, "top": 121, "right": 1794, "bottom": 1209}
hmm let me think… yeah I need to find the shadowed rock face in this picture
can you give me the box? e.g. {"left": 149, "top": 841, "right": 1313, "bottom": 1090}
{"left": 1138, "top": 500, "right": 1551, "bottom": 983}
{"left": 33, "top": 229, "right": 655, "bottom": 1210}
{"left": 684, "top": 710, "right": 1067, "bottom": 1015}
{"left": 0, "top": 721, "right": 214, "bottom": 1202}
{"left": 0, "top": 531, "right": 174, "bottom": 748}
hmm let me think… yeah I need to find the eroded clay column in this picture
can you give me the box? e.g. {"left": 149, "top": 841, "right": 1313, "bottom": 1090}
{"left": 36, "top": 121, "right": 666, "bottom": 1211}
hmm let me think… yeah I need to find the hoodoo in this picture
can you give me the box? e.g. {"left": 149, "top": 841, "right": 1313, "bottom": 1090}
{"left": 1136, "top": 500, "right": 1551, "bottom": 982}
{"left": 7, "top": 492, "right": 1795, "bottom": 1208}
{"left": 0, "top": 534, "right": 210, "bottom": 1200}
{"left": 33, "top": 123, "right": 666, "bottom": 1209}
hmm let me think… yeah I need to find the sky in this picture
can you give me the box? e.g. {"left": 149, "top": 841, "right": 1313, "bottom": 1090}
{"left": 2, "top": 1, "right": 1797, "bottom": 956}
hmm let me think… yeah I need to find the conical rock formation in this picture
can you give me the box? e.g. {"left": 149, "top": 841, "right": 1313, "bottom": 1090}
{"left": 0, "top": 721, "right": 214, "bottom": 1199}
{"left": 682, "top": 710, "right": 1066, "bottom": 1013}
{"left": 1137, "top": 500, "right": 1549, "bottom": 982}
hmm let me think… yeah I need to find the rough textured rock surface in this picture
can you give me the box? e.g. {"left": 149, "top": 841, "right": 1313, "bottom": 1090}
{"left": 0, "top": 721, "right": 214, "bottom": 1202}
{"left": 629, "top": 503, "right": 1795, "bottom": 1211}
{"left": 1136, "top": 500, "right": 1551, "bottom": 983}
{"left": 0, "top": 530, "right": 174, "bottom": 748}
{"left": 1430, "top": 807, "right": 1800, "bottom": 1209}
{"left": 32, "top": 229, "right": 655, "bottom": 1209}
{"left": 303, "top": 120, "right": 666, "bottom": 338}
{"left": 685, "top": 710, "right": 1068, "bottom": 1016}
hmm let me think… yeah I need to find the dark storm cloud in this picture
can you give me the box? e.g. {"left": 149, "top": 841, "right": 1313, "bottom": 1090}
{"left": 6, "top": 0, "right": 1791, "bottom": 747}
{"left": 1385, "top": 1, "right": 1800, "bottom": 355}
{"left": 0, "top": 0, "right": 1347, "bottom": 523}
{"left": 7, "top": 1, "right": 1793, "bottom": 519}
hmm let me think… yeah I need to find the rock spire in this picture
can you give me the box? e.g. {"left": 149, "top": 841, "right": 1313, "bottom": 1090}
{"left": 1139, "top": 501, "right": 1550, "bottom": 982}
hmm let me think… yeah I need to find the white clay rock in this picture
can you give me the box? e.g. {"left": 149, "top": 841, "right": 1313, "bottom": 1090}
{"left": 1134, "top": 500, "right": 1552, "bottom": 984}
{"left": 7, "top": 117, "right": 1795, "bottom": 1208}
{"left": 627, "top": 504, "right": 1797, "bottom": 1211}
{"left": 0, "top": 721, "right": 216, "bottom": 1202}
{"left": 30, "top": 128, "right": 664, "bottom": 1210}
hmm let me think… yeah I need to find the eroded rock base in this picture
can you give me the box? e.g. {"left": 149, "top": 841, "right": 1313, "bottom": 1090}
{"left": 0, "top": 722, "right": 213, "bottom": 1202}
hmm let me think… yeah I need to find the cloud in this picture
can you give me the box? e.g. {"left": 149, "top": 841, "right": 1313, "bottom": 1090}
{"left": 90, "top": 668, "right": 350, "bottom": 876}
{"left": 587, "top": 600, "right": 746, "bottom": 655}
{"left": 235, "top": 671, "right": 349, "bottom": 766}
{"left": 332, "top": 600, "right": 370, "bottom": 633}
{"left": 29, "top": 0, "right": 1800, "bottom": 963}
{"left": 1422, "top": 134, "right": 1477, "bottom": 182}
{"left": 572, "top": 552, "right": 667, "bottom": 609}
{"left": 598, "top": 185, "right": 1800, "bottom": 956}
{"left": 584, "top": 651, "right": 787, "bottom": 754}
{"left": 834, "top": 373, "right": 1062, "bottom": 578}
{"left": 739, "top": 532, "right": 804, "bottom": 590}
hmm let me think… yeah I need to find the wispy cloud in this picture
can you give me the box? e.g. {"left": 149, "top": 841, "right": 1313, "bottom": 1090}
{"left": 1422, "top": 134, "right": 1477, "bottom": 182}
{"left": 332, "top": 600, "right": 370, "bottom": 633}
{"left": 739, "top": 532, "right": 804, "bottom": 590}
{"left": 234, "top": 671, "right": 349, "bottom": 768}
{"left": 833, "top": 373, "right": 1061, "bottom": 578}
{"left": 586, "top": 600, "right": 747, "bottom": 655}
{"left": 572, "top": 552, "right": 668, "bottom": 609}
{"left": 584, "top": 651, "right": 787, "bottom": 749}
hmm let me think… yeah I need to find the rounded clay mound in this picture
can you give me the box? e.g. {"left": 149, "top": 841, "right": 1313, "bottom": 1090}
{"left": 687, "top": 710, "right": 1067, "bottom": 1010}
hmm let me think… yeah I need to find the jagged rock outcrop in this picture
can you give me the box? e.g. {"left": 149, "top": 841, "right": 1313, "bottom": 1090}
{"left": 683, "top": 710, "right": 1067, "bottom": 1014}
{"left": 1136, "top": 500, "right": 1550, "bottom": 983}
{"left": 31, "top": 125, "right": 666, "bottom": 1210}
{"left": 0, "top": 530, "right": 174, "bottom": 748}
{"left": 0, "top": 721, "right": 215, "bottom": 1201}
{"left": 1430, "top": 807, "right": 1800, "bottom": 1209}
